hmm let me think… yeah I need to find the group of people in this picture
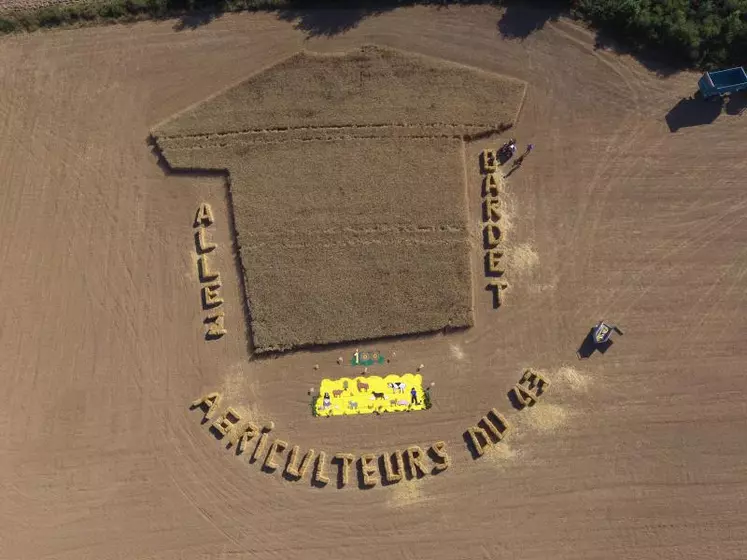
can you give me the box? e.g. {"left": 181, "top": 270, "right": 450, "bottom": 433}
{"left": 500, "top": 138, "right": 534, "bottom": 162}
{"left": 499, "top": 139, "right": 534, "bottom": 177}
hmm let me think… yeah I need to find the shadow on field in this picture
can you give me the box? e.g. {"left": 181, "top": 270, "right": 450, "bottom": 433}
{"left": 506, "top": 387, "right": 526, "bottom": 410}
{"left": 255, "top": 323, "right": 470, "bottom": 361}
{"left": 725, "top": 91, "right": 747, "bottom": 116}
{"left": 276, "top": 0, "right": 569, "bottom": 41}
{"left": 274, "top": 1, "right": 498, "bottom": 38}
{"left": 496, "top": 1, "right": 567, "bottom": 39}
{"left": 173, "top": 11, "right": 224, "bottom": 31}
{"left": 275, "top": 5, "right": 389, "bottom": 37}
{"left": 167, "top": 1, "right": 568, "bottom": 37}
{"left": 496, "top": 1, "right": 683, "bottom": 77}
{"left": 589, "top": 34, "right": 680, "bottom": 78}
{"left": 576, "top": 327, "right": 612, "bottom": 359}
{"left": 665, "top": 93, "right": 723, "bottom": 133}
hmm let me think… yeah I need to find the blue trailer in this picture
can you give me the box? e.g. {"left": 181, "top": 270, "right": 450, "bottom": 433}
{"left": 698, "top": 67, "right": 747, "bottom": 98}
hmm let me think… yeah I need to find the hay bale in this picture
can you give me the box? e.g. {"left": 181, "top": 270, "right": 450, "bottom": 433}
{"left": 429, "top": 441, "right": 450, "bottom": 472}
{"left": 486, "top": 280, "right": 508, "bottom": 308}
{"left": 482, "top": 193, "right": 502, "bottom": 222}
{"left": 205, "top": 311, "right": 227, "bottom": 339}
{"left": 359, "top": 453, "right": 378, "bottom": 487}
{"left": 513, "top": 369, "right": 550, "bottom": 408}
{"left": 483, "top": 224, "right": 502, "bottom": 248}
{"left": 251, "top": 431, "right": 270, "bottom": 463}
{"left": 194, "top": 228, "right": 216, "bottom": 254}
{"left": 201, "top": 283, "right": 224, "bottom": 309}
{"left": 285, "top": 445, "right": 315, "bottom": 480}
{"left": 194, "top": 202, "right": 215, "bottom": 228}
{"left": 236, "top": 422, "right": 260, "bottom": 454}
{"left": 382, "top": 450, "right": 404, "bottom": 483}
{"left": 485, "top": 249, "right": 505, "bottom": 276}
{"left": 490, "top": 408, "right": 511, "bottom": 438}
{"left": 520, "top": 369, "right": 550, "bottom": 393}
{"left": 314, "top": 451, "right": 329, "bottom": 484}
{"left": 314, "top": 452, "right": 330, "bottom": 485}
{"left": 211, "top": 406, "right": 241, "bottom": 437}
{"left": 263, "top": 421, "right": 275, "bottom": 432}
{"left": 285, "top": 445, "right": 302, "bottom": 478}
{"left": 480, "top": 149, "right": 497, "bottom": 174}
{"left": 333, "top": 453, "right": 355, "bottom": 487}
{"left": 480, "top": 408, "right": 511, "bottom": 442}
{"left": 481, "top": 172, "right": 501, "bottom": 196}
{"left": 512, "top": 385, "right": 533, "bottom": 408}
{"left": 297, "top": 448, "right": 315, "bottom": 480}
{"left": 197, "top": 255, "right": 220, "bottom": 283}
{"left": 404, "top": 446, "right": 427, "bottom": 479}
{"left": 263, "top": 439, "right": 288, "bottom": 471}
{"left": 190, "top": 392, "right": 222, "bottom": 421}
{"left": 465, "top": 426, "right": 491, "bottom": 458}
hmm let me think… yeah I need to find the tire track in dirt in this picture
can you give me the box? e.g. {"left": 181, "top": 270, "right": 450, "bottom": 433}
{"left": 165, "top": 427, "right": 243, "bottom": 548}
{"left": 548, "top": 22, "right": 660, "bottom": 319}
{"left": 670, "top": 242, "right": 747, "bottom": 357}
{"left": 604, "top": 197, "right": 747, "bottom": 325}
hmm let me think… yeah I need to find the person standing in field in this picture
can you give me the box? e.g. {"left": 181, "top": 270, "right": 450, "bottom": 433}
{"left": 524, "top": 143, "right": 534, "bottom": 156}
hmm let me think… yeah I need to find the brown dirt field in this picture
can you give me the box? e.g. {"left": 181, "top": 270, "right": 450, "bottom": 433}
{"left": 1, "top": 6, "right": 747, "bottom": 560}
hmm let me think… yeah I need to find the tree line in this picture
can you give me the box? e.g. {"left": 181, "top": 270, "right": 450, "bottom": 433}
{"left": 0, "top": 0, "right": 746, "bottom": 70}
{"left": 572, "top": 0, "right": 747, "bottom": 69}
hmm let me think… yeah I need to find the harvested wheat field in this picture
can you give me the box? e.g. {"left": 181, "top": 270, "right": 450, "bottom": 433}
{"left": 2, "top": 5, "right": 747, "bottom": 560}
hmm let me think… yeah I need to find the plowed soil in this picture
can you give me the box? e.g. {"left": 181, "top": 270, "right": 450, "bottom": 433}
{"left": 1, "top": 6, "right": 746, "bottom": 560}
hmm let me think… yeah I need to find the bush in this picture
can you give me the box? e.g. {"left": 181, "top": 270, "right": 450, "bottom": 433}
{"left": 97, "top": 0, "right": 128, "bottom": 18}
{"left": 36, "top": 5, "right": 71, "bottom": 25}
{"left": 0, "top": 17, "right": 19, "bottom": 32}
{"left": 423, "top": 388, "right": 432, "bottom": 410}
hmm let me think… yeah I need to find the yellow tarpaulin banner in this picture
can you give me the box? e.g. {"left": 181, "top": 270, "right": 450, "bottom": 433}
{"left": 315, "top": 373, "right": 426, "bottom": 416}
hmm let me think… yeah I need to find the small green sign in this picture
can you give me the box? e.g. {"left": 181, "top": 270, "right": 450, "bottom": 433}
{"left": 351, "top": 350, "right": 385, "bottom": 367}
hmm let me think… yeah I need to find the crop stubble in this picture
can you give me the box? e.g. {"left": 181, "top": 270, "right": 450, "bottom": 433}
{"left": 164, "top": 137, "right": 472, "bottom": 352}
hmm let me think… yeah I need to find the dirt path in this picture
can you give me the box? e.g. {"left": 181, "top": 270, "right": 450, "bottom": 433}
{"left": 1, "top": 7, "right": 746, "bottom": 560}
